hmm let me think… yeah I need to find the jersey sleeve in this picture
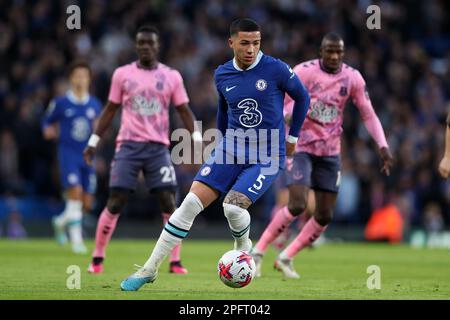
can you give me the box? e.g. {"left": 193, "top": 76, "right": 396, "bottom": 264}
{"left": 214, "top": 70, "right": 228, "bottom": 136}
{"left": 108, "top": 68, "right": 123, "bottom": 104}
{"left": 283, "top": 64, "right": 305, "bottom": 116}
{"left": 351, "top": 70, "right": 388, "bottom": 149}
{"left": 41, "top": 99, "right": 61, "bottom": 128}
{"left": 278, "top": 61, "right": 310, "bottom": 138}
{"left": 171, "top": 70, "right": 190, "bottom": 107}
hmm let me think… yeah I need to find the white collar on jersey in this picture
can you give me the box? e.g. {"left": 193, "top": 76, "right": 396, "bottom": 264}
{"left": 232, "top": 50, "right": 263, "bottom": 71}
{"left": 66, "top": 90, "right": 90, "bottom": 105}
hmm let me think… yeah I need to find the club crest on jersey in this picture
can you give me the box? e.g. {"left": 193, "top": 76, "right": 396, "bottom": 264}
{"left": 255, "top": 79, "right": 267, "bottom": 91}
{"left": 339, "top": 86, "right": 348, "bottom": 96}
{"left": 156, "top": 81, "right": 164, "bottom": 91}
{"left": 237, "top": 98, "right": 262, "bottom": 128}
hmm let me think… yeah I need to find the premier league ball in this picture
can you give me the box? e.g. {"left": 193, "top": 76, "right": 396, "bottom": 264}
{"left": 217, "top": 250, "right": 256, "bottom": 288}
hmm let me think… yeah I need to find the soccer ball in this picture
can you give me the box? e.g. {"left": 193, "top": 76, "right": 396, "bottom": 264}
{"left": 217, "top": 250, "right": 256, "bottom": 288}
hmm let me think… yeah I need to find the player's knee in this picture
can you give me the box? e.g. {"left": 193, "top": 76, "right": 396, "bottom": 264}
{"left": 106, "top": 193, "right": 128, "bottom": 214}
{"left": 314, "top": 208, "right": 333, "bottom": 226}
{"left": 157, "top": 191, "right": 176, "bottom": 213}
{"left": 287, "top": 200, "right": 307, "bottom": 216}
{"left": 223, "top": 203, "right": 244, "bottom": 218}
{"left": 222, "top": 203, "right": 250, "bottom": 227}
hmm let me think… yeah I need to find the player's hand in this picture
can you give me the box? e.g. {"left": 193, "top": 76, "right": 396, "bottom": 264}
{"left": 83, "top": 146, "right": 96, "bottom": 166}
{"left": 379, "top": 147, "right": 393, "bottom": 176}
{"left": 286, "top": 142, "right": 296, "bottom": 157}
{"left": 438, "top": 156, "right": 450, "bottom": 179}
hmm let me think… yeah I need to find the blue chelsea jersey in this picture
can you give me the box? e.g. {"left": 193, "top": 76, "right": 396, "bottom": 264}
{"left": 42, "top": 91, "right": 102, "bottom": 155}
{"left": 214, "top": 51, "right": 306, "bottom": 160}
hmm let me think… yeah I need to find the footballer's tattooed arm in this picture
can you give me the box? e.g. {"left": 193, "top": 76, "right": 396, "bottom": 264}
{"left": 223, "top": 190, "right": 253, "bottom": 209}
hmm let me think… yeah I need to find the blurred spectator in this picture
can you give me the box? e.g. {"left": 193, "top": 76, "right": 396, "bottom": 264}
{"left": 0, "top": 129, "right": 23, "bottom": 194}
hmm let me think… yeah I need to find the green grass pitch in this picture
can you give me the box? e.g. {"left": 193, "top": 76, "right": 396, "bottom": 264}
{"left": 0, "top": 239, "right": 449, "bottom": 300}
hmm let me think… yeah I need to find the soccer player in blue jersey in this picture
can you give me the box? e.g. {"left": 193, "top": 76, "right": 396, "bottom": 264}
{"left": 120, "top": 18, "right": 310, "bottom": 291}
{"left": 42, "top": 61, "right": 101, "bottom": 254}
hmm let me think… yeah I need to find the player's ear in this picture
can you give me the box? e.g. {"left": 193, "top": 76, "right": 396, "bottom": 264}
{"left": 228, "top": 37, "right": 234, "bottom": 49}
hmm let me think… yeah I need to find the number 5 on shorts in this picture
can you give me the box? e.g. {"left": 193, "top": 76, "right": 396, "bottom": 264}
{"left": 248, "top": 174, "right": 266, "bottom": 195}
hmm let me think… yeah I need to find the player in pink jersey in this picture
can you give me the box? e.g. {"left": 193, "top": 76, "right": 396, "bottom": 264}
{"left": 83, "top": 26, "right": 201, "bottom": 275}
{"left": 251, "top": 32, "right": 394, "bottom": 278}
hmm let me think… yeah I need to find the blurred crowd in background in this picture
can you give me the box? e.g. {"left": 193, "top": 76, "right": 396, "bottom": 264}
{"left": 1, "top": 0, "right": 450, "bottom": 236}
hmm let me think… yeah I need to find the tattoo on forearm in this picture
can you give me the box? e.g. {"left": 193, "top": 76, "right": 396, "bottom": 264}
{"left": 224, "top": 191, "right": 252, "bottom": 209}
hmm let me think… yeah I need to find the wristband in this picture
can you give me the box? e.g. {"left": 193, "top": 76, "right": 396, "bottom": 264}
{"left": 286, "top": 135, "right": 298, "bottom": 144}
{"left": 192, "top": 131, "right": 202, "bottom": 143}
{"left": 87, "top": 134, "right": 100, "bottom": 148}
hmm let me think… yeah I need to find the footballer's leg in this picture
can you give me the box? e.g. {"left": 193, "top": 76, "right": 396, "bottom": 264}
{"left": 120, "top": 153, "right": 239, "bottom": 291}
{"left": 277, "top": 155, "right": 340, "bottom": 278}
{"left": 252, "top": 153, "right": 312, "bottom": 276}
{"left": 276, "top": 191, "right": 335, "bottom": 279}
{"left": 223, "top": 190, "right": 253, "bottom": 252}
{"left": 53, "top": 157, "right": 84, "bottom": 247}
{"left": 228, "top": 163, "right": 281, "bottom": 255}
{"left": 89, "top": 141, "right": 141, "bottom": 273}
{"left": 65, "top": 185, "right": 86, "bottom": 254}
{"left": 271, "top": 186, "right": 290, "bottom": 251}
{"left": 81, "top": 168, "right": 96, "bottom": 214}
{"left": 143, "top": 143, "right": 188, "bottom": 274}
{"left": 120, "top": 181, "right": 218, "bottom": 291}
{"left": 53, "top": 185, "right": 84, "bottom": 248}
{"left": 156, "top": 189, "right": 188, "bottom": 274}
{"left": 88, "top": 188, "right": 129, "bottom": 273}
{"left": 268, "top": 184, "right": 309, "bottom": 279}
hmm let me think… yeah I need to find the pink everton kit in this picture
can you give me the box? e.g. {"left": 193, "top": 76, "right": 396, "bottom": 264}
{"left": 255, "top": 59, "right": 389, "bottom": 258}
{"left": 91, "top": 62, "right": 189, "bottom": 267}
{"left": 285, "top": 59, "right": 388, "bottom": 156}
{"left": 110, "top": 61, "right": 189, "bottom": 147}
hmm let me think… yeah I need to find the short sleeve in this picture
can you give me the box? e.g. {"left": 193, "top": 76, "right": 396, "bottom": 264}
{"left": 108, "top": 68, "right": 123, "bottom": 104}
{"left": 171, "top": 70, "right": 190, "bottom": 107}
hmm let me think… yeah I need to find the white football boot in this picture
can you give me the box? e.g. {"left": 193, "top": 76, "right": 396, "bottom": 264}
{"left": 274, "top": 257, "right": 300, "bottom": 279}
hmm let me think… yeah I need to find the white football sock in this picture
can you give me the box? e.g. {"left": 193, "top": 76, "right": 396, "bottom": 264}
{"left": 223, "top": 203, "right": 251, "bottom": 251}
{"left": 143, "top": 192, "right": 203, "bottom": 274}
{"left": 65, "top": 200, "right": 84, "bottom": 245}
